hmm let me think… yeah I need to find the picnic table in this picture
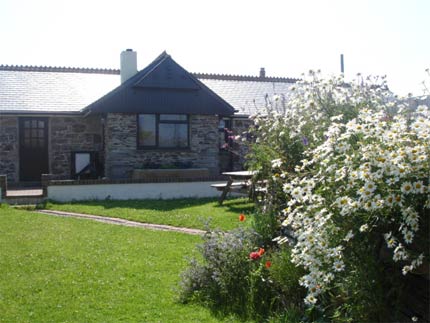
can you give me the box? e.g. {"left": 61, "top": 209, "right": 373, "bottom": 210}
{"left": 211, "top": 171, "right": 257, "bottom": 205}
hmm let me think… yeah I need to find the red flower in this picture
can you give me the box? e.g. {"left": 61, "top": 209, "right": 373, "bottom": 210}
{"left": 258, "top": 248, "right": 265, "bottom": 256}
{"left": 249, "top": 252, "right": 261, "bottom": 260}
{"left": 265, "top": 261, "right": 272, "bottom": 268}
{"left": 239, "top": 214, "right": 246, "bottom": 222}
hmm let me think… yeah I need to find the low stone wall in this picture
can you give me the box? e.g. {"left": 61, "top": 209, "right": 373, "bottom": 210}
{"left": 47, "top": 180, "right": 227, "bottom": 202}
{"left": 1, "top": 174, "right": 239, "bottom": 203}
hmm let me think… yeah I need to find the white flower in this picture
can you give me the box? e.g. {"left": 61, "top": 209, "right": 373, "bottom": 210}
{"left": 416, "top": 104, "right": 428, "bottom": 114}
{"left": 282, "top": 182, "right": 293, "bottom": 193}
{"left": 384, "top": 232, "right": 397, "bottom": 248}
{"left": 385, "top": 194, "right": 395, "bottom": 207}
{"left": 401, "top": 182, "right": 413, "bottom": 194}
{"left": 403, "top": 230, "right": 414, "bottom": 244}
{"left": 359, "top": 224, "right": 369, "bottom": 232}
{"left": 343, "top": 230, "right": 354, "bottom": 242}
{"left": 335, "top": 196, "right": 351, "bottom": 208}
{"left": 412, "top": 254, "right": 424, "bottom": 268}
{"left": 413, "top": 181, "right": 424, "bottom": 193}
{"left": 402, "top": 265, "right": 412, "bottom": 275}
{"left": 271, "top": 158, "right": 283, "bottom": 169}
{"left": 304, "top": 294, "right": 317, "bottom": 306}
{"left": 333, "top": 260, "right": 345, "bottom": 272}
{"left": 364, "top": 181, "right": 377, "bottom": 192}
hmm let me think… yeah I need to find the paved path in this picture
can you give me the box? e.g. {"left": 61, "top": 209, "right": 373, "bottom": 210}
{"left": 36, "top": 210, "right": 206, "bottom": 236}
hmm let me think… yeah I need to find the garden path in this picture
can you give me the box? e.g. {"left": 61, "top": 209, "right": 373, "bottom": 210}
{"left": 36, "top": 209, "right": 206, "bottom": 235}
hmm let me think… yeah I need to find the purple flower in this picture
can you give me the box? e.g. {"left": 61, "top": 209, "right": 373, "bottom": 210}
{"left": 302, "top": 137, "right": 309, "bottom": 146}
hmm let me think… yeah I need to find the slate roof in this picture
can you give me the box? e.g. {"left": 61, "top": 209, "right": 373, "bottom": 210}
{"left": 0, "top": 67, "right": 119, "bottom": 114}
{"left": 86, "top": 52, "right": 235, "bottom": 116}
{"left": 199, "top": 78, "right": 296, "bottom": 116}
{"left": 0, "top": 56, "right": 298, "bottom": 116}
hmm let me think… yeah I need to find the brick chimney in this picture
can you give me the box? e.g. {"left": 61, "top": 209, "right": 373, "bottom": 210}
{"left": 120, "top": 49, "right": 137, "bottom": 83}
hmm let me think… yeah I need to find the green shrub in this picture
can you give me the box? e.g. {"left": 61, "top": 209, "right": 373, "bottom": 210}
{"left": 179, "top": 227, "right": 259, "bottom": 318}
{"left": 179, "top": 228, "right": 306, "bottom": 321}
{"left": 244, "top": 72, "right": 430, "bottom": 322}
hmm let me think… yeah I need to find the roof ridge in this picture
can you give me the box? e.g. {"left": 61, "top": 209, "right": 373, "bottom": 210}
{"left": 192, "top": 72, "right": 299, "bottom": 83}
{"left": 0, "top": 64, "right": 298, "bottom": 82}
{"left": 0, "top": 64, "right": 120, "bottom": 75}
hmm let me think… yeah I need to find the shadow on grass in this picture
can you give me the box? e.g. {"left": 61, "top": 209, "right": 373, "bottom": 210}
{"left": 213, "top": 198, "right": 255, "bottom": 214}
{"left": 44, "top": 197, "right": 255, "bottom": 214}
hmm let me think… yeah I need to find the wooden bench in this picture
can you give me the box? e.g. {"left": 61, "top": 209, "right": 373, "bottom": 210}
{"left": 212, "top": 171, "right": 257, "bottom": 205}
{"left": 210, "top": 181, "right": 248, "bottom": 191}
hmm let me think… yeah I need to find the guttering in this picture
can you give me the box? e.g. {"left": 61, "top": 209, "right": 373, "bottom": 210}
{"left": 0, "top": 110, "right": 84, "bottom": 116}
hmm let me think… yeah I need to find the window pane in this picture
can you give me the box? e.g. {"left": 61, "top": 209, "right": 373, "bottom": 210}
{"left": 159, "top": 123, "right": 188, "bottom": 148}
{"left": 138, "top": 114, "right": 156, "bottom": 146}
{"left": 160, "top": 114, "right": 187, "bottom": 121}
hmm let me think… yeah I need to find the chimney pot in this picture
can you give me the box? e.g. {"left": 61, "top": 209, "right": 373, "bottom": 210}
{"left": 260, "top": 67, "right": 266, "bottom": 78}
{"left": 120, "top": 49, "right": 138, "bottom": 83}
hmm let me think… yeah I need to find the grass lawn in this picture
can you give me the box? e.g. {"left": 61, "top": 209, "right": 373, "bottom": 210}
{"left": 0, "top": 205, "right": 243, "bottom": 323}
{"left": 41, "top": 197, "right": 255, "bottom": 231}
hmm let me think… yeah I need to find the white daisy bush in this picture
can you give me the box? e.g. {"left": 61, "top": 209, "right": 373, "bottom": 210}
{"left": 248, "top": 70, "right": 430, "bottom": 308}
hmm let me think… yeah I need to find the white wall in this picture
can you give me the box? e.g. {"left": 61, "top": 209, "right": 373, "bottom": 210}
{"left": 47, "top": 181, "right": 231, "bottom": 202}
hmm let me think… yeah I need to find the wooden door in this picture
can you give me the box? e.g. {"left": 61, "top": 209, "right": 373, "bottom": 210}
{"left": 19, "top": 117, "right": 49, "bottom": 181}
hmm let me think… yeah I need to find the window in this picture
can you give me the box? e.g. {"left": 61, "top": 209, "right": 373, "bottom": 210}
{"left": 138, "top": 114, "right": 189, "bottom": 149}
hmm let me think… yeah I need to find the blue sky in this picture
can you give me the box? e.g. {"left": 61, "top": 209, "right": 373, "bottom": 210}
{"left": 0, "top": 0, "right": 429, "bottom": 95}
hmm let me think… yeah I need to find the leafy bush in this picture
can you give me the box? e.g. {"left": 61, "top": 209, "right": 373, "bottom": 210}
{"left": 246, "top": 71, "right": 430, "bottom": 322}
{"left": 179, "top": 227, "right": 305, "bottom": 321}
{"left": 179, "top": 227, "right": 259, "bottom": 317}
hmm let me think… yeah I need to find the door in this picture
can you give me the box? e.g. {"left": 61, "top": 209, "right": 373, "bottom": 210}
{"left": 19, "top": 117, "right": 49, "bottom": 181}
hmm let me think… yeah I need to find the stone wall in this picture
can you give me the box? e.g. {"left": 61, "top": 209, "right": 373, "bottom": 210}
{"left": 104, "top": 113, "right": 220, "bottom": 179}
{"left": 0, "top": 113, "right": 249, "bottom": 183}
{"left": 0, "top": 116, "right": 18, "bottom": 183}
{"left": 49, "top": 115, "right": 103, "bottom": 178}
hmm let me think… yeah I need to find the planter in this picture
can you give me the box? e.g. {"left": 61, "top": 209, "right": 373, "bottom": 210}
{"left": 132, "top": 168, "right": 210, "bottom": 180}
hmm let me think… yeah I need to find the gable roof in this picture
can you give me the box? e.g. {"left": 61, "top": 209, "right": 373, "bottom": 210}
{"left": 86, "top": 52, "right": 235, "bottom": 116}
{"left": 0, "top": 53, "right": 298, "bottom": 116}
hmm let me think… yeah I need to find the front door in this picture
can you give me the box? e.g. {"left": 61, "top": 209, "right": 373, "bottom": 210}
{"left": 19, "top": 117, "right": 49, "bottom": 181}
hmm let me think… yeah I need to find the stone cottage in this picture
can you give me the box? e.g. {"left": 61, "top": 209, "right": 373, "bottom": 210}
{"left": 0, "top": 50, "right": 297, "bottom": 185}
